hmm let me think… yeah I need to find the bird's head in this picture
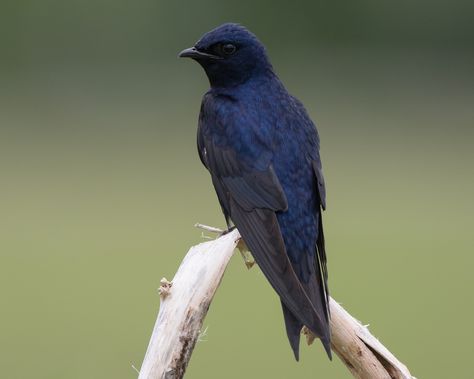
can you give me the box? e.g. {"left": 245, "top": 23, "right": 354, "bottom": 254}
{"left": 179, "top": 23, "right": 272, "bottom": 88}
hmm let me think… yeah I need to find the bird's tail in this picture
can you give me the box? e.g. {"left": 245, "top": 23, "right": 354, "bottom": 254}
{"left": 281, "top": 224, "right": 332, "bottom": 361}
{"left": 281, "top": 301, "right": 303, "bottom": 361}
{"left": 281, "top": 300, "right": 331, "bottom": 361}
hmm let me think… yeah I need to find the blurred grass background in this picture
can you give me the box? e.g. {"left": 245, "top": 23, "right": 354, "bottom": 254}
{"left": 1, "top": 1, "right": 473, "bottom": 378}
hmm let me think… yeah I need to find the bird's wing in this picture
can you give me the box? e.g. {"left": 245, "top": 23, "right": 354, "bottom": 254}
{"left": 197, "top": 128, "right": 329, "bottom": 339}
{"left": 312, "top": 156, "right": 326, "bottom": 210}
{"left": 312, "top": 158, "right": 329, "bottom": 312}
{"left": 297, "top": 97, "right": 329, "bottom": 322}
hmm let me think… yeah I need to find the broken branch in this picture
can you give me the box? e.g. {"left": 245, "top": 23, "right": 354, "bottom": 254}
{"left": 138, "top": 227, "right": 414, "bottom": 379}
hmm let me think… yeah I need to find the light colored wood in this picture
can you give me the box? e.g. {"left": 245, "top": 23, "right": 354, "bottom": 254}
{"left": 138, "top": 227, "right": 414, "bottom": 379}
{"left": 138, "top": 229, "right": 240, "bottom": 379}
{"left": 329, "top": 299, "right": 412, "bottom": 379}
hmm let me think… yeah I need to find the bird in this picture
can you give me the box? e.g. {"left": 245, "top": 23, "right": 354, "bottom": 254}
{"left": 179, "top": 23, "right": 331, "bottom": 360}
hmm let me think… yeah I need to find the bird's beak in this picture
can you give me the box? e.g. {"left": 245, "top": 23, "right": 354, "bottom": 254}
{"left": 178, "top": 47, "right": 222, "bottom": 60}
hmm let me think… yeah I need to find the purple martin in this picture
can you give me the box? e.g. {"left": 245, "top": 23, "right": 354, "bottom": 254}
{"left": 179, "top": 23, "right": 331, "bottom": 360}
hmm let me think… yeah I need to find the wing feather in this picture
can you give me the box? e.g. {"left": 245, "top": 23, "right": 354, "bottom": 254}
{"left": 229, "top": 200, "right": 329, "bottom": 338}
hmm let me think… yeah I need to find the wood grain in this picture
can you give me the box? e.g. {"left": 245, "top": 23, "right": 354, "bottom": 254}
{"left": 138, "top": 227, "right": 414, "bottom": 379}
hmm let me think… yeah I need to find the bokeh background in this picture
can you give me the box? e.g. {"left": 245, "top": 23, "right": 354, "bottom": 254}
{"left": 1, "top": 1, "right": 473, "bottom": 378}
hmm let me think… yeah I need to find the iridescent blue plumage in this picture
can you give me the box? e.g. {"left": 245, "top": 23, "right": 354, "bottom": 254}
{"left": 180, "top": 23, "right": 330, "bottom": 360}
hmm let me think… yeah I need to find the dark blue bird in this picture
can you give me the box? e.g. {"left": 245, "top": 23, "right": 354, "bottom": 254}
{"left": 179, "top": 23, "right": 331, "bottom": 360}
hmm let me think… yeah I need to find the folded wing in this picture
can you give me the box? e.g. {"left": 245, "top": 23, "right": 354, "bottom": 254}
{"left": 198, "top": 129, "right": 330, "bottom": 348}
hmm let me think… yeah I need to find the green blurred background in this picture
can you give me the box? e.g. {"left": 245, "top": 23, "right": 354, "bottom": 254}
{"left": 1, "top": 1, "right": 473, "bottom": 378}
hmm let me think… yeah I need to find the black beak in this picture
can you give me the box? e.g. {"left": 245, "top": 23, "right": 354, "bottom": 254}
{"left": 178, "top": 47, "right": 222, "bottom": 60}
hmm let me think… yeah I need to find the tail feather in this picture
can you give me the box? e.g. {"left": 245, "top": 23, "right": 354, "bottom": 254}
{"left": 299, "top": 269, "right": 332, "bottom": 360}
{"left": 280, "top": 212, "right": 332, "bottom": 360}
{"left": 281, "top": 301, "right": 303, "bottom": 361}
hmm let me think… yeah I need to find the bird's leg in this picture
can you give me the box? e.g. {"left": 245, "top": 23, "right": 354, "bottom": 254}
{"left": 220, "top": 225, "right": 236, "bottom": 235}
{"left": 218, "top": 217, "right": 236, "bottom": 235}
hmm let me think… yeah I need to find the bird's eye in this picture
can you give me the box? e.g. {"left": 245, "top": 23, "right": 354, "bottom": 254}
{"left": 221, "top": 43, "right": 237, "bottom": 55}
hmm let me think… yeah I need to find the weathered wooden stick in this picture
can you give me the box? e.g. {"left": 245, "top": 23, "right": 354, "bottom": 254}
{"left": 138, "top": 229, "right": 240, "bottom": 379}
{"left": 329, "top": 299, "right": 412, "bottom": 378}
{"left": 138, "top": 227, "right": 414, "bottom": 379}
